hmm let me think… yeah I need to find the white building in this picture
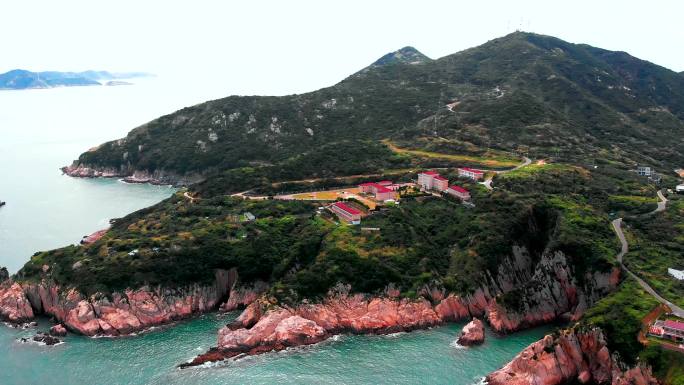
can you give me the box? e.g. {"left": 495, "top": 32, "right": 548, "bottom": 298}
{"left": 637, "top": 166, "right": 653, "bottom": 176}
{"left": 668, "top": 268, "right": 684, "bottom": 280}
{"left": 676, "top": 184, "right": 684, "bottom": 194}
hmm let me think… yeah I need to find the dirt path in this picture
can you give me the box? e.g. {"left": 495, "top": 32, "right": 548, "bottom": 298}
{"left": 611, "top": 192, "right": 684, "bottom": 317}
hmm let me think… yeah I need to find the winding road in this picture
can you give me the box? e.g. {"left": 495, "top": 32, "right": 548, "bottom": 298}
{"left": 480, "top": 156, "right": 532, "bottom": 191}
{"left": 610, "top": 191, "right": 684, "bottom": 317}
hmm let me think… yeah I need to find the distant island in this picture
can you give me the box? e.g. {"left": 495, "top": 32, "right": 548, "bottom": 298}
{"left": 0, "top": 70, "right": 153, "bottom": 90}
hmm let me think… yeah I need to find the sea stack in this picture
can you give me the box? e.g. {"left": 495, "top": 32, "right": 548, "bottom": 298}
{"left": 457, "top": 318, "right": 485, "bottom": 346}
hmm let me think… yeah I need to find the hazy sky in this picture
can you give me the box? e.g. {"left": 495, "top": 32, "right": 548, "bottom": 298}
{"left": 3, "top": 0, "right": 683, "bottom": 96}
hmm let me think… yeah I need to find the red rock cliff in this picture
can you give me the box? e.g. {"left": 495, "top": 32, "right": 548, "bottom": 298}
{"left": 485, "top": 328, "right": 658, "bottom": 385}
{"left": 0, "top": 269, "right": 237, "bottom": 335}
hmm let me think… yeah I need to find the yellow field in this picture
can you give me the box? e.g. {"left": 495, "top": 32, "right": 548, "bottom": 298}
{"left": 382, "top": 139, "right": 520, "bottom": 168}
{"left": 289, "top": 187, "right": 377, "bottom": 209}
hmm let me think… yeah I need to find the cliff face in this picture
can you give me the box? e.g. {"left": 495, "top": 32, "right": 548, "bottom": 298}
{"left": 61, "top": 164, "right": 203, "bottom": 186}
{"left": 0, "top": 269, "right": 236, "bottom": 335}
{"left": 184, "top": 247, "right": 620, "bottom": 366}
{"left": 435, "top": 247, "right": 620, "bottom": 333}
{"left": 485, "top": 328, "right": 658, "bottom": 385}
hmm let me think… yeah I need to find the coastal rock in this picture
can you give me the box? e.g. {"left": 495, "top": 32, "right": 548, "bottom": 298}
{"left": 61, "top": 163, "right": 203, "bottom": 186}
{"left": 219, "top": 281, "right": 267, "bottom": 312}
{"left": 16, "top": 269, "right": 237, "bottom": 336}
{"left": 0, "top": 282, "right": 35, "bottom": 323}
{"left": 33, "top": 332, "right": 62, "bottom": 346}
{"left": 80, "top": 229, "right": 108, "bottom": 245}
{"left": 49, "top": 324, "right": 67, "bottom": 337}
{"left": 457, "top": 318, "right": 485, "bottom": 346}
{"left": 485, "top": 328, "right": 658, "bottom": 385}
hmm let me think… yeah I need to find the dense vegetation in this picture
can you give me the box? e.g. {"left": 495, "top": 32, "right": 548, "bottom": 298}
{"left": 19, "top": 164, "right": 625, "bottom": 304}
{"left": 69, "top": 32, "right": 684, "bottom": 187}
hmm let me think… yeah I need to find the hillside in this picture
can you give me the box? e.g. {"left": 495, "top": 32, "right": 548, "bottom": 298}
{"left": 0, "top": 69, "right": 152, "bottom": 90}
{"left": 64, "top": 32, "right": 684, "bottom": 187}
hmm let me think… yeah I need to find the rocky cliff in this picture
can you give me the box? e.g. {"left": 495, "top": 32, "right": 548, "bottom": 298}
{"left": 485, "top": 327, "right": 658, "bottom": 385}
{"left": 61, "top": 163, "right": 203, "bottom": 186}
{"left": 183, "top": 247, "right": 620, "bottom": 367}
{"left": 0, "top": 269, "right": 237, "bottom": 335}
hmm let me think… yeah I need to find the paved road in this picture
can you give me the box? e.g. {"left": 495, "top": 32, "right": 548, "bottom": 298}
{"left": 611, "top": 194, "right": 684, "bottom": 318}
{"left": 480, "top": 156, "right": 532, "bottom": 191}
{"left": 654, "top": 190, "right": 668, "bottom": 213}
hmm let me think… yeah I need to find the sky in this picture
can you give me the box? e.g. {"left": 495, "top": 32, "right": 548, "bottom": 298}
{"left": 3, "top": 0, "right": 684, "bottom": 96}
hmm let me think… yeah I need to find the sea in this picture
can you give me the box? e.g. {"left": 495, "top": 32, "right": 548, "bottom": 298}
{"left": 0, "top": 77, "right": 551, "bottom": 385}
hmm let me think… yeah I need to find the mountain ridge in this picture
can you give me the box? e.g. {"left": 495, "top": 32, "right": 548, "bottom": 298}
{"left": 64, "top": 32, "right": 684, "bottom": 187}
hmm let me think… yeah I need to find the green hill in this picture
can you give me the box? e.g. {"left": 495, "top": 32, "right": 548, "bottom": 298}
{"left": 67, "top": 32, "right": 684, "bottom": 186}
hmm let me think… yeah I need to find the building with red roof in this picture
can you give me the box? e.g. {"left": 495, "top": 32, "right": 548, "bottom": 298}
{"left": 458, "top": 167, "right": 485, "bottom": 180}
{"left": 358, "top": 181, "right": 398, "bottom": 201}
{"left": 418, "top": 171, "right": 449, "bottom": 192}
{"left": 329, "top": 201, "right": 362, "bottom": 224}
{"left": 649, "top": 319, "right": 684, "bottom": 342}
{"left": 446, "top": 185, "right": 470, "bottom": 200}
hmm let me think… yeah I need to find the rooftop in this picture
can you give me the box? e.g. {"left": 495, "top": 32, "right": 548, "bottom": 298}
{"left": 449, "top": 185, "right": 469, "bottom": 193}
{"left": 662, "top": 320, "right": 684, "bottom": 331}
{"left": 332, "top": 201, "right": 362, "bottom": 215}
{"left": 421, "top": 171, "right": 439, "bottom": 176}
{"left": 434, "top": 176, "right": 448, "bottom": 181}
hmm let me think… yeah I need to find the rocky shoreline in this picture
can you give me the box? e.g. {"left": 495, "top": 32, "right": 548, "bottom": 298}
{"left": 61, "top": 164, "right": 203, "bottom": 186}
{"left": 1, "top": 247, "right": 632, "bottom": 382}
{"left": 181, "top": 249, "right": 621, "bottom": 367}
{"left": 0, "top": 269, "right": 259, "bottom": 336}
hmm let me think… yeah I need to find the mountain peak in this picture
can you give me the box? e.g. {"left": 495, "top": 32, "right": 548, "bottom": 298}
{"left": 371, "top": 46, "right": 431, "bottom": 67}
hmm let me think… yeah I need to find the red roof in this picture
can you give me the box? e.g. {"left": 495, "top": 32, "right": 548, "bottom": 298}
{"left": 359, "top": 182, "right": 375, "bottom": 186}
{"left": 333, "top": 202, "right": 362, "bottom": 215}
{"left": 459, "top": 167, "right": 484, "bottom": 174}
{"left": 663, "top": 320, "right": 684, "bottom": 331}
{"left": 434, "top": 176, "right": 448, "bottom": 181}
{"left": 449, "top": 185, "right": 469, "bottom": 194}
{"left": 376, "top": 180, "right": 393, "bottom": 186}
{"left": 374, "top": 185, "right": 392, "bottom": 193}
{"left": 422, "top": 171, "right": 439, "bottom": 176}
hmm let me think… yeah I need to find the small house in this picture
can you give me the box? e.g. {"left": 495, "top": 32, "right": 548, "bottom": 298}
{"left": 637, "top": 166, "right": 653, "bottom": 176}
{"left": 244, "top": 212, "right": 256, "bottom": 222}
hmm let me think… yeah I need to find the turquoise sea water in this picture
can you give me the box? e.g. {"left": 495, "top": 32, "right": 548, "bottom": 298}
{"left": 0, "top": 79, "right": 552, "bottom": 384}
{"left": 0, "top": 314, "right": 551, "bottom": 385}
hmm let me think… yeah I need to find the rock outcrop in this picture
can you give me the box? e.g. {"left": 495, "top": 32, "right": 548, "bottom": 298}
{"left": 49, "top": 324, "right": 67, "bottom": 337}
{"left": 61, "top": 163, "right": 203, "bottom": 186}
{"left": 0, "top": 269, "right": 239, "bottom": 336}
{"left": 486, "top": 328, "right": 658, "bottom": 385}
{"left": 183, "top": 294, "right": 442, "bottom": 367}
{"left": 0, "top": 267, "right": 9, "bottom": 282}
{"left": 219, "top": 281, "right": 268, "bottom": 312}
{"left": 0, "top": 282, "right": 35, "bottom": 323}
{"left": 33, "top": 332, "right": 62, "bottom": 346}
{"left": 457, "top": 318, "right": 485, "bottom": 346}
